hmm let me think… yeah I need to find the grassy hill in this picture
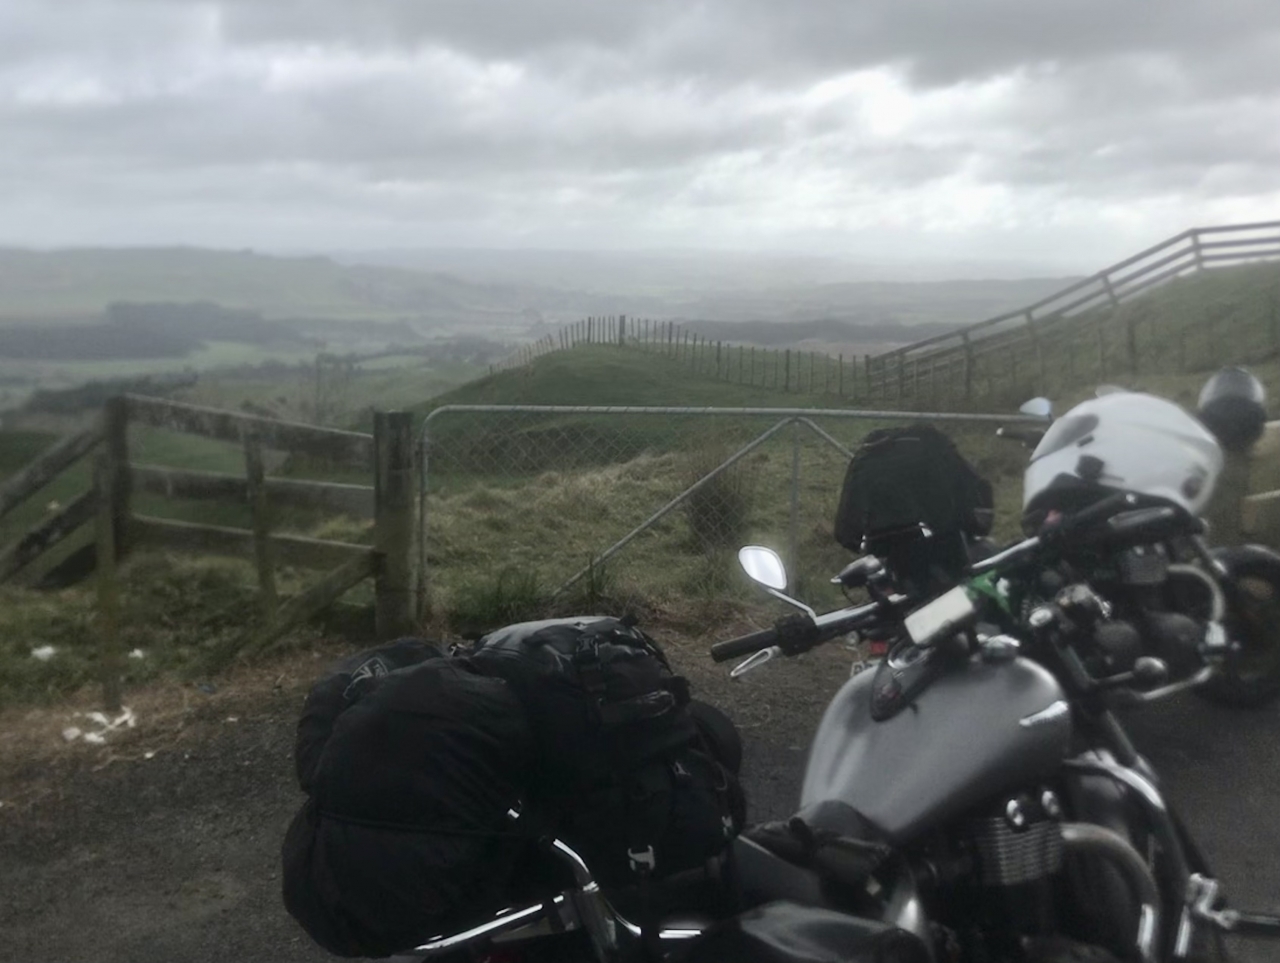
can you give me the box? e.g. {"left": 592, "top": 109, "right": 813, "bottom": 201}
{"left": 421, "top": 344, "right": 808, "bottom": 411}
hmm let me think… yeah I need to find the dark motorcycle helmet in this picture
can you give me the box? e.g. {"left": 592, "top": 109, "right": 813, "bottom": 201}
{"left": 1196, "top": 366, "right": 1267, "bottom": 452}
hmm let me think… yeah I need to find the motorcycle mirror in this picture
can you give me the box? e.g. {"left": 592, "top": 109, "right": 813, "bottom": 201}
{"left": 1019, "top": 397, "right": 1053, "bottom": 418}
{"left": 738, "top": 546, "right": 788, "bottom": 591}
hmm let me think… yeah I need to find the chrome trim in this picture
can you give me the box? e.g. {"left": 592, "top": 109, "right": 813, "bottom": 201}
{"left": 1167, "top": 563, "right": 1227, "bottom": 621}
{"left": 765, "top": 585, "right": 818, "bottom": 618}
{"left": 1063, "top": 756, "right": 1167, "bottom": 815}
{"left": 415, "top": 896, "right": 569, "bottom": 954}
{"left": 551, "top": 837, "right": 597, "bottom": 889}
{"left": 1128, "top": 666, "right": 1215, "bottom": 703}
{"left": 971, "top": 535, "right": 1042, "bottom": 576}
{"left": 658, "top": 928, "right": 705, "bottom": 940}
{"left": 883, "top": 865, "right": 936, "bottom": 963}
{"left": 1019, "top": 700, "right": 1070, "bottom": 728}
{"left": 731, "top": 646, "right": 781, "bottom": 678}
{"left": 1060, "top": 823, "right": 1160, "bottom": 963}
{"left": 1065, "top": 752, "right": 1196, "bottom": 957}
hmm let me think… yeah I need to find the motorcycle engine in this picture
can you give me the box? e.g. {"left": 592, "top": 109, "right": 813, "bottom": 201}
{"left": 969, "top": 791, "right": 1064, "bottom": 888}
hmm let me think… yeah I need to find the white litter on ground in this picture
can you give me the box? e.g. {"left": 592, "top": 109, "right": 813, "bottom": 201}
{"left": 62, "top": 707, "right": 136, "bottom": 745}
{"left": 127, "top": 649, "right": 145, "bottom": 660}
{"left": 31, "top": 646, "right": 56, "bottom": 661}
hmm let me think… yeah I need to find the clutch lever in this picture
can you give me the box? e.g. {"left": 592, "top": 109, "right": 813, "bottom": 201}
{"left": 731, "top": 646, "right": 782, "bottom": 678}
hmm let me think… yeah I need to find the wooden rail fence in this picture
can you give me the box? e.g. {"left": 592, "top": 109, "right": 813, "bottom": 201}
{"left": 0, "top": 395, "right": 416, "bottom": 710}
{"left": 862, "top": 220, "right": 1280, "bottom": 402}
{"left": 487, "top": 220, "right": 1280, "bottom": 405}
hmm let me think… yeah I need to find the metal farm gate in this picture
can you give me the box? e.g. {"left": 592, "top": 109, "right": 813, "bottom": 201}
{"left": 416, "top": 405, "right": 1047, "bottom": 618}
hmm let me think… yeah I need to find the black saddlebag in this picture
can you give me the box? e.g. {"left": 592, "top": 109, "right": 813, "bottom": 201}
{"left": 833, "top": 423, "right": 993, "bottom": 552}
{"left": 282, "top": 646, "right": 534, "bottom": 958}
{"left": 469, "top": 616, "right": 746, "bottom": 889}
{"left": 677, "top": 901, "right": 930, "bottom": 963}
{"left": 833, "top": 424, "right": 993, "bottom": 594}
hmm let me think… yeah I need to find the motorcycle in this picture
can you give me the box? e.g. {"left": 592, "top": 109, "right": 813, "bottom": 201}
{"left": 389, "top": 498, "right": 1280, "bottom": 963}
{"left": 705, "top": 512, "right": 1280, "bottom": 962}
{"left": 994, "top": 389, "right": 1280, "bottom": 708}
{"left": 841, "top": 387, "right": 1280, "bottom": 708}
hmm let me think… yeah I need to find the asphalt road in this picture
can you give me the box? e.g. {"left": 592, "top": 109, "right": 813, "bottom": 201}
{"left": 1, "top": 657, "right": 1276, "bottom": 963}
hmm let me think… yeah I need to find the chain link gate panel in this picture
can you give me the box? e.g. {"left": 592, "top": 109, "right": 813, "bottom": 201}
{"left": 417, "top": 406, "right": 1047, "bottom": 627}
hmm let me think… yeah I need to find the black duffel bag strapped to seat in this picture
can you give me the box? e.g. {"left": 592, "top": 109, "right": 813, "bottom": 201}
{"left": 834, "top": 422, "right": 993, "bottom": 552}
{"left": 834, "top": 423, "right": 994, "bottom": 594}
{"left": 469, "top": 616, "right": 746, "bottom": 890}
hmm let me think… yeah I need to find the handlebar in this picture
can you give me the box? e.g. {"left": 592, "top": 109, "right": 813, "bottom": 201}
{"left": 709, "top": 598, "right": 897, "bottom": 664}
{"left": 710, "top": 628, "right": 781, "bottom": 663}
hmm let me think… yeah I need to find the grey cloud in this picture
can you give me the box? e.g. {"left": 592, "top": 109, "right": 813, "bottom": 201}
{"left": 1, "top": 0, "right": 1278, "bottom": 257}
{"left": 209, "top": 0, "right": 1280, "bottom": 91}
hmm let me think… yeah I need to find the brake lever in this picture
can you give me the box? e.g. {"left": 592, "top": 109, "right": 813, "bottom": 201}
{"left": 730, "top": 646, "right": 782, "bottom": 678}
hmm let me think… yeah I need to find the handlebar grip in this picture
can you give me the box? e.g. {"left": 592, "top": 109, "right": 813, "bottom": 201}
{"left": 710, "top": 628, "right": 780, "bottom": 662}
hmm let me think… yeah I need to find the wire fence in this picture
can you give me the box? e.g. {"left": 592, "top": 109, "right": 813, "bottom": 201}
{"left": 416, "top": 405, "right": 1046, "bottom": 630}
{"left": 489, "top": 221, "right": 1280, "bottom": 410}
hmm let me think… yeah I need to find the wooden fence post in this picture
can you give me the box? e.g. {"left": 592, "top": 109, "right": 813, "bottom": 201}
{"left": 103, "top": 395, "right": 131, "bottom": 557}
{"left": 243, "top": 435, "right": 277, "bottom": 628}
{"left": 619, "top": 315, "right": 626, "bottom": 345}
{"left": 94, "top": 456, "right": 123, "bottom": 713}
{"left": 1191, "top": 231, "right": 1205, "bottom": 271}
{"left": 784, "top": 349, "right": 791, "bottom": 392}
{"left": 374, "top": 411, "right": 415, "bottom": 639}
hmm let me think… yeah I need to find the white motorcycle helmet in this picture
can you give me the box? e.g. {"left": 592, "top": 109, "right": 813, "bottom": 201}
{"left": 1023, "top": 390, "right": 1224, "bottom": 525}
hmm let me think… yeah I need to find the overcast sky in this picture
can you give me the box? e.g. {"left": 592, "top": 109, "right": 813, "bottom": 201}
{"left": 2, "top": 0, "right": 1278, "bottom": 273}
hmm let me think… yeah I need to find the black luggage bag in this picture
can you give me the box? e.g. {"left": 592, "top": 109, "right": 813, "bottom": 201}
{"left": 282, "top": 642, "right": 534, "bottom": 958}
{"left": 833, "top": 423, "right": 993, "bottom": 593}
{"left": 469, "top": 616, "right": 746, "bottom": 889}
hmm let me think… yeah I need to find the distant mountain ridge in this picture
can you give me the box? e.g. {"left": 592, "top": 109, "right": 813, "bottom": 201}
{"left": 0, "top": 247, "right": 559, "bottom": 328}
{"left": 0, "top": 245, "right": 1081, "bottom": 335}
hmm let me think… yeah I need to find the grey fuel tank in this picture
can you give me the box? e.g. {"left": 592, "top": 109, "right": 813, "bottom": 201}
{"left": 801, "top": 654, "right": 1072, "bottom": 844}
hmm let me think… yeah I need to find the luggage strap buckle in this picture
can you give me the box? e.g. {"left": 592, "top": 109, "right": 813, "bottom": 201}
{"left": 628, "top": 845, "right": 656, "bottom": 874}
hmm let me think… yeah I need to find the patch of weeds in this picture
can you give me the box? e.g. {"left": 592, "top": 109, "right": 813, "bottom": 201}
{"left": 563, "top": 556, "right": 617, "bottom": 609}
{"left": 0, "top": 552, "right": 264, "bottom": 705}
{"left": 680, "top": 450, "right": 757, "bottom": 553}
{"left": 447, "top": 566, "right": 549, "bottom": 637}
